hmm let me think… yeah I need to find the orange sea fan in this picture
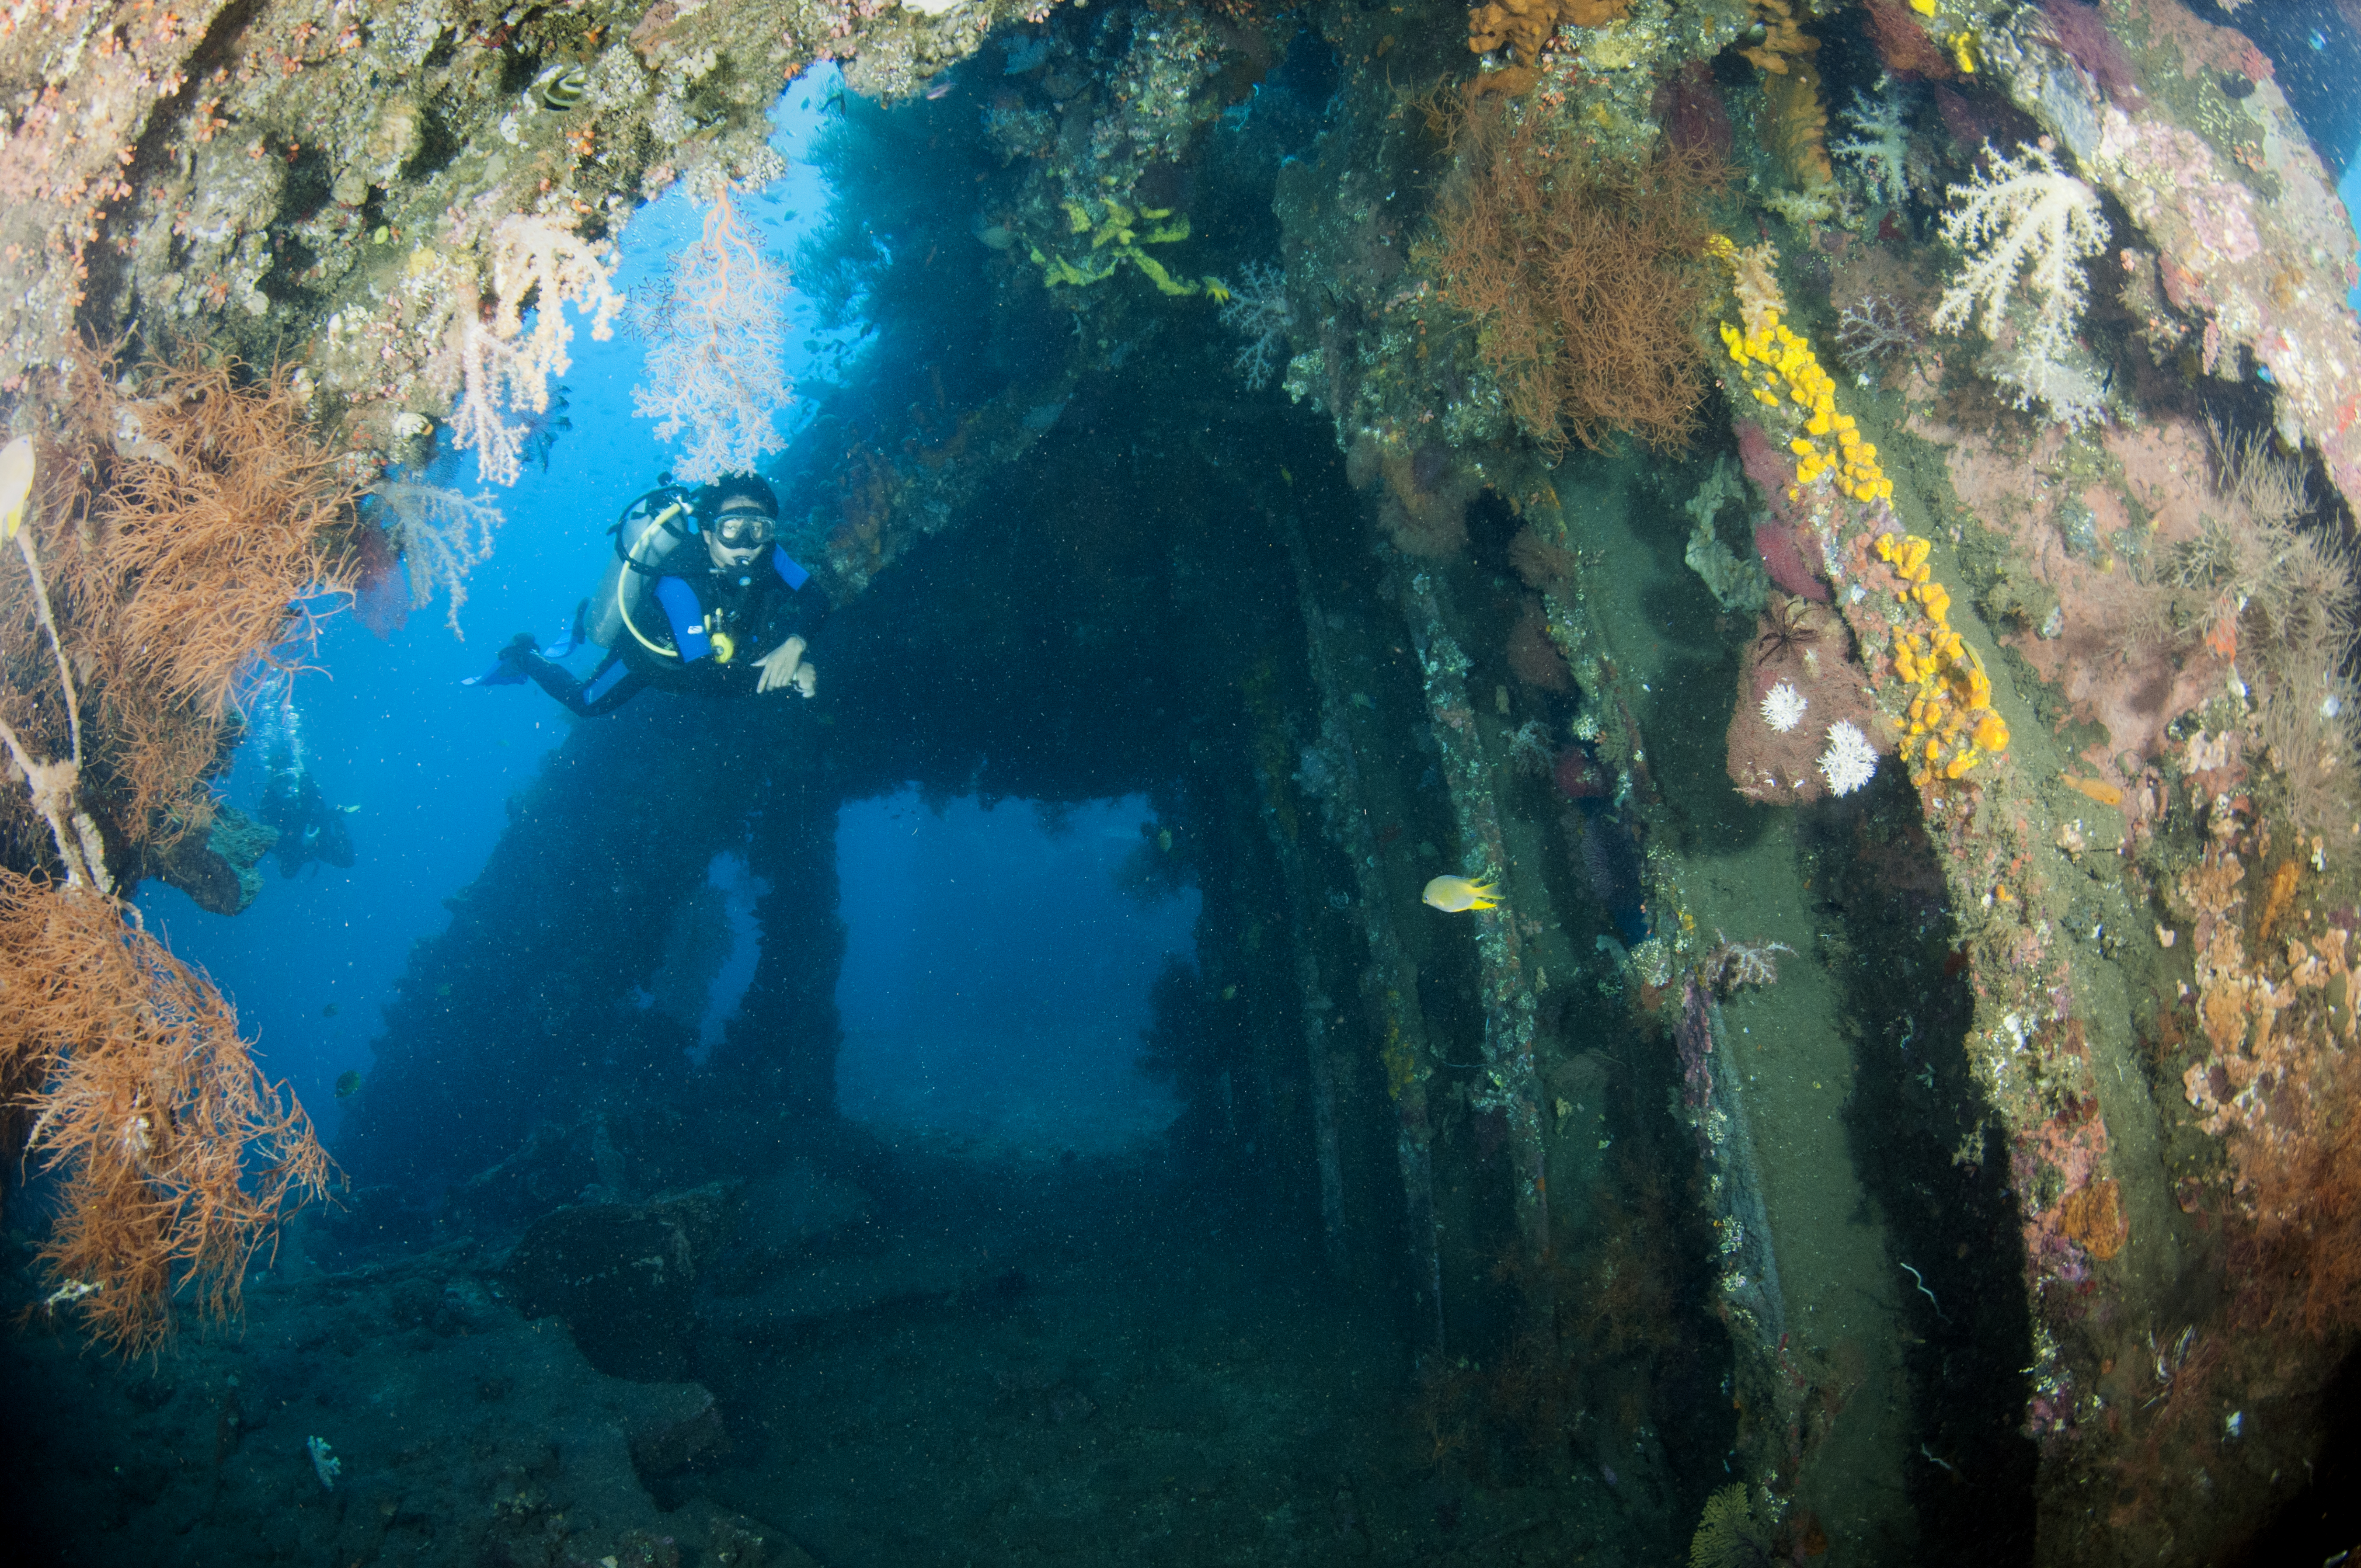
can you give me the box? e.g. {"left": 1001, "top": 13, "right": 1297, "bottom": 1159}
{"left": 1422, "top": 97, "right": 1725, "bottom": 455}
{"left": 5, "top": 350, "right": 362, "bottom": 854}
{"left": 75, "top": 357, "right": 361, "bottom": 725}
{"left": 1, "top": 871, "right": 334, "bottom": 1356}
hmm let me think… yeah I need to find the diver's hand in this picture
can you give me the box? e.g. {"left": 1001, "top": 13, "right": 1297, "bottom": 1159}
{"left": 755, "top": 636, "right": 810, "bottom": 695}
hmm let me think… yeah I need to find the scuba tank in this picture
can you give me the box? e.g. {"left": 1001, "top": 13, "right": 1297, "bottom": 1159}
{"left": 588, "top": 485, "right": 701, "bottom": 654}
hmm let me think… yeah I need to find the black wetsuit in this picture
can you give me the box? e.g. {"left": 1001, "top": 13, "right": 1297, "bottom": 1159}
{"left": 257, "top": 769, "right": 356, "bottom": 876}
{"left": 511, "top": 542, "right": 824, "bottom": 717}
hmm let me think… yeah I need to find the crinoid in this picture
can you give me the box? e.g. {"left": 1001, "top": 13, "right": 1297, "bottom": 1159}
{"left": 1753, "top": 592, "right": 1833, "bottom": 674}
{"left": 1701, "top": 931, "right": 1797, "bottom": 995}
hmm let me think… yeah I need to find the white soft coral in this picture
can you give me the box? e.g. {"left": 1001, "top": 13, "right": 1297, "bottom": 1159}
{"left": 1831, "top": 91, "right": 1912, "bottom": 208}
{"left": 1818, "top": 720, "right": 1878, "bottom": 797}
{"left": 1931, "top": 141, "right": 2108, "bottom": 364}
{"left": 441, "top": 216, "right": 623, "bottom": 486}
{"left": 1759, "top": 681, "right": 1808, "bottom": 734}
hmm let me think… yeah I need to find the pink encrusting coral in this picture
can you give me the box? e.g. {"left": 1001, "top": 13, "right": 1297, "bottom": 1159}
{"left": 1735, "top": 421, "right": 1832, "bottom": 601}
{"left": 1902, "top": 408, "right": 2230, "bottom": 809}
{"left": 2011, "top": 1081, "right": 2116, "bottom": 1293}
{"left": 2043, "top": 0, "right": 2361, "bottom": 521}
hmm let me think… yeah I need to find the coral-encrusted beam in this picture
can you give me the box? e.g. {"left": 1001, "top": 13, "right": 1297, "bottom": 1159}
{"left": 1403, "top": 571, "right": 1553, "bottom": 1272}
{"left": 1289, "top": 530, "right": 1447, "bottom": 1353}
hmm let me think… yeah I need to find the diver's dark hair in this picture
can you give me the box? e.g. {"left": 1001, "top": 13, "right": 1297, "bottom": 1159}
{"left": 696, "top": 473, "right": 779, "bottom": 518}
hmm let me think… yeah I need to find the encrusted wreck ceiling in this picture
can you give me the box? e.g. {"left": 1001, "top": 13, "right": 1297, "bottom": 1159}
{"left": 0, "top": 0, "right": 998, "bottom": 460}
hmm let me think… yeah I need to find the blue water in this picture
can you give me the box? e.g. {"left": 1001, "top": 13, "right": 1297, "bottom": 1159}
{"left": 133, "top": 72, "right": 879, "bottom": 1141}
{"left": 834, "top": 790, "right": 1195, "bottom": 1154}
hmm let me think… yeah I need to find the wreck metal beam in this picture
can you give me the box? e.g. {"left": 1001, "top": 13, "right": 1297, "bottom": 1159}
{"left": 1400, "top": 570, "right": 1551, "bottom": 1272}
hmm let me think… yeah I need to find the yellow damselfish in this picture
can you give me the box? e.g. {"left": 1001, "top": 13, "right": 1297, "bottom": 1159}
{"left": 1422, "top": 875, "right": 1499, "bottom": 913}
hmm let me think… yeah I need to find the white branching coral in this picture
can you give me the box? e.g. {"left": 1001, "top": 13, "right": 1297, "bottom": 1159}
{"left": 1931, "top": 142, "right": 2109, "bottom": 367}
{"left": 1760, "top": 681, "right": 1809, "bottom": 733}
{"left": 443, "top": 216, "right": 624, "bottom": 486}
{"left": 370, "top": 481, "right": 505, "bottom": 634}
{"left": 1703, "top": 932, "right": 1797, "bottom": 994}
{"left": 1986, "top": 344, "right": 2110, "bottom": 431}
{"left": 1216, "top": 261, "right": 1295, "bottom": 390}
{"left": 632, "top": 188, "right": 795, "bottom": 486}
{"left": 1818, "top": 720, "right": 1877, "bottom": 796}
{"left": 1831, "top": 92, "right": 1913, "bottom": 208}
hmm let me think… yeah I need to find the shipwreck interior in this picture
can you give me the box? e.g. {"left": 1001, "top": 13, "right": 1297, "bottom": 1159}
{"left": 14, "top": 0, "right": 2361, "bottom": 1564}
{"left": 288, "top": 341, "right": 2036, "bottom": 1564}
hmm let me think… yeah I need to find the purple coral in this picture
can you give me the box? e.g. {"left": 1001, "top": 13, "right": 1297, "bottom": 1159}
{"left": 1676, "top": 977, "right": 1717, "bottom": 1111}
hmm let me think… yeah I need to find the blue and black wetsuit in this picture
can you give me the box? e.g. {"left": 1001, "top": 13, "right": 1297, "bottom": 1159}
{"left": 505, "top": 543, "right": 821, "bottom": 716}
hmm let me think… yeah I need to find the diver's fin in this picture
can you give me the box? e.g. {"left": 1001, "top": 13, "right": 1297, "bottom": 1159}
{"left": 540, "top": 597, "right": 588, "bottom": 659}
{"left": 463, "top": 633, "right": 539, "bottom": 687}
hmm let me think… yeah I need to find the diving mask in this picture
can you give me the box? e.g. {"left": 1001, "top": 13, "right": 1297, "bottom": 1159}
{"left": 711, "top": 507, "right": 775, "bottom": 549}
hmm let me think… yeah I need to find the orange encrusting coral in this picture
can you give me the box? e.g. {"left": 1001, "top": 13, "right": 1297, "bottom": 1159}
{"left": 1737, "top": 0, "right": 1835, "bottom": 188}
{"left": 1467, "top": 0, "right": 1631, "bottom": 65}
{"left": 1737, "top": 0, "right": 1813, "bottom": 73}
{"left": 2059, "top": 1177, "right": 2128, "bottom": 1260}
{"left": 1877, "top": 532, "right": 2011, "bottom": 783}
{"left": 1715, "top": 306, "right": 1892, "bottom": 504}
{"left": 2175, "top": 842, "right": 2361, "bottom": 1335}
{"left": 1760, "top": 60, "right": 1835, "bottom": 189}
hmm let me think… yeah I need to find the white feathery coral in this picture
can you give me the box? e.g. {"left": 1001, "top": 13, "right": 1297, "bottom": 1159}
{"left": 1217, "top": 260, "right": 1295, "bottom": 390}
{"left": 443, "top": 216, "right": 623, "bottom": 486}
{"left": 1760, "top": 681, "right": 1809, "bottom": 733}
{"left": 1986, "top": 343, "right": 2110, "bottom": 430}
{"left": 1831, "top": 91, "right": 1913, "bottom": 208}
{"left": 1818, "top": 720, "right": 1878, "bottom": 797}
{"left": 1930, "top": 141, "right": 2108, "bottom": 365}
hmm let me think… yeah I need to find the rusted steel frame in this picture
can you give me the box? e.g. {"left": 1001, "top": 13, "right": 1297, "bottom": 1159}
{"left": 1401, "top": 570, "right": 1551, "bottom": 1267}
{"left": 1288, "top": 528, "right": 1446, "bottom": 1351}
{"left": 1248, "top": 683, "right": 1350, "bottom": 1274}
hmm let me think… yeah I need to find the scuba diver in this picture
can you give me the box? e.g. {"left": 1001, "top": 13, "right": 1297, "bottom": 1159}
{"left": 256, "top": 748, "right": 357, "bottom": 878}
{"left": 481, "top": 472, "right": 825, "bottom": 716}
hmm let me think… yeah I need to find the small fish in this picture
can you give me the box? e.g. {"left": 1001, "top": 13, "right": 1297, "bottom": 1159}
{"left": 334, "top": 1070, "right": 362, "bottom": 1099}
{"left": 2311, "top": 28, "right": 2327, "bottom": 51}
{"left": 517, "top": 406, "right": 568, "bottom": 471}
{"left": 321, "top": 1002, "right": 339, "bottom": 1017}
{"left": 436, "top": 982, "right": 453, "bottom": 997}
{"left": 924, "top": 77, "right": 956, "bottom": 100}
{"left": 2060, "top": 773, "right": 2124, "bottom": 807}
{"left": 1423, "top": 874, "right": 1499, "bottom": 913}
{"left": 534, "top": 63, "right": 589, "bottom": 111}
{"left": 0, "top": 435, "right": 34, "bottom": 542}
